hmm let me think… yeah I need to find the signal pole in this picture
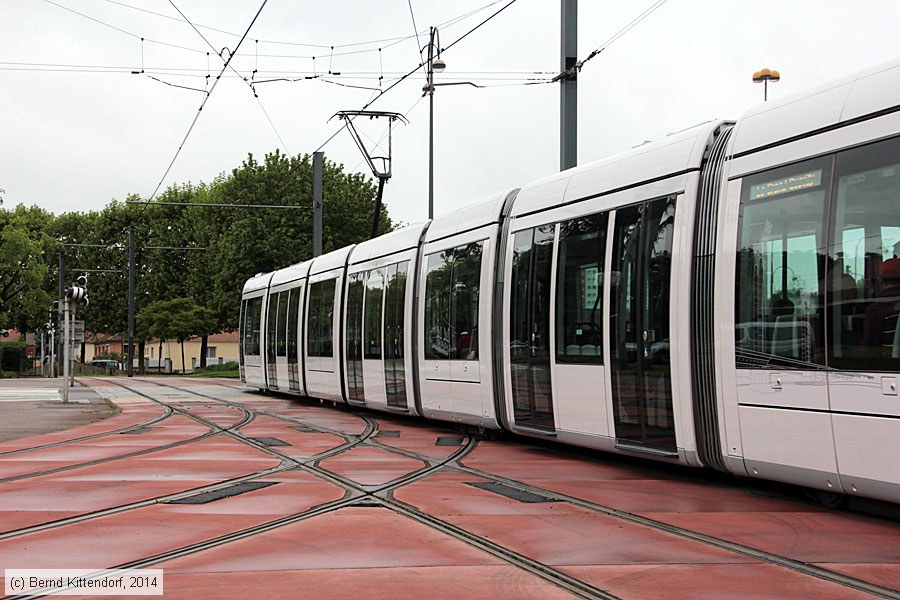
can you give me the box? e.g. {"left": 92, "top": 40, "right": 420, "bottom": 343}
{"left": 560, "top": 0, "right": 577, "bottom": 171}
{"left": 128, "top": 225, "right": 135, "bottom": 376}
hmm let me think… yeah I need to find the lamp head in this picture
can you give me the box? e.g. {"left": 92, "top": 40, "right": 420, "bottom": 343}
{"left": 432, "top": 57, "right": 446, "bottom": 73}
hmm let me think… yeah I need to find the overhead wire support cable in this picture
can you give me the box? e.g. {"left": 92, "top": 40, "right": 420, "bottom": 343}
{"left": 314, "top": 0, "right": 519, "bottom": 155}
{"left": 147, "top": 0, "right": 268, "bottom": 202}
{"left": 127, "top": 200, "right": 310, "bottom": 209}
{"left": 43, "top": 0, "right": 206, "bottom": 55}
{"left": 408, "top": 0, "right": 425, "bottom": 64}
{"left": 101, "top": 0, "right": 508, "bottom": 52}
{"left": 552, "top": 0, "right": 670, "bottom": 83}
{"left": 167, "top": 0, "right": 290, "bottom": 154}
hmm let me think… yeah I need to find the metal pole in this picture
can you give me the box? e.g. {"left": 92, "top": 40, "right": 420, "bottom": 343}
{"left": 50, "top": 329, "right": 55, "bottom": 378}
{"left": 312, "top": 151, "right": 323, "bottom": 257}
{"left": 371, "top": 177, "right": 386, "bottom": 239}
{"left": 560, "top": 0, "right": 578, "bottom": 171}
{"left": 69, "top": 303, "right": 76, "bottom": 388}
{"left": 128, "top": 225, "right": 135, "bottom": 377}
{"left": 57, "top": 253, "right": 65, "bottom": 376}
{"left": 427, "top": 27, "right": 435, "bottom": 221}
{"left": 62, "top": 298, "right": 70, "bottom": 403}
{"left": 40, "top": 332, "right": 44, "bottom": 377}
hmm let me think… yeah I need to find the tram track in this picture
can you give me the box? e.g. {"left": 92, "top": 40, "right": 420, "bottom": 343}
{"left": 106, "top": 379, "right": 621, "bottom": 600}
{"left": 444, "top": 460, "right": 900, "bottom": 599}
{"left": 0, "top": 404, "right": 176, "bottom": 459}
{"left": 134, "top": 379, "right": 900, "bottom": 599}
{"left": 4, "top": 378, "right": 896, "bottom": 599}
{"left": 5, "top": 378, "right": 623, "bottom": 600}
{"left": 0, "top": 378, "right": 379, "bottom": 542}
{"left": 0, "top": 386, "right": 253, "bottom": 485}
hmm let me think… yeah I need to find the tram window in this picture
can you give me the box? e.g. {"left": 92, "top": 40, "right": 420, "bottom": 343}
{"left": 829, "top": 136, "right": 900, "bottom": 371}
{"left": 266, "top": 293, "right": 278, "bottom": 363}
{"left": 307, "top": 279, "right": 336, "bottom": 358}
{"left": 450, "top": 242, "right": 483, "bottom": 360}
{"left": 424, "top": 251, "right": 452, "bottom": 360}
{"left": 735, "top": 158, "right": 830, "bottom": 369}
{"left": 364, "top": 268, "right": 385, "bottom": 359}
{"left": 287, "top": 288, "right": 300, "bottom": 361}
{"left": 384, "top": 261, "right": 409, "bottom": 361}
{"left": 424, "top": 243, "right": 484, "bottom": 361}
{"left": 276, "top": 291, "right": 289, "bottom": 357}
{"left": 556, "top": 213, "right": 608, "bottom": 364}
{"left": 242, "top": 297, "right": 262, "bottom": 356}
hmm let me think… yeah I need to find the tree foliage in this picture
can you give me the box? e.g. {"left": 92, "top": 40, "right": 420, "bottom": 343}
{"left": 4, "top": 150, "right": 390, "bottom": 346}
{"left": 0, "top": 205, "right": 55, "bottom": 330}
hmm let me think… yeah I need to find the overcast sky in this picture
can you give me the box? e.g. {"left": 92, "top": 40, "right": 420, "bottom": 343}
{"left": 2, "top": 1, "right": 899, "bottom": 227}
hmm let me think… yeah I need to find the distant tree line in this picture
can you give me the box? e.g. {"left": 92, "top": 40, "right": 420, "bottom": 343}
{"left": 0, "top": 151, "right": 393, "bottom": 368}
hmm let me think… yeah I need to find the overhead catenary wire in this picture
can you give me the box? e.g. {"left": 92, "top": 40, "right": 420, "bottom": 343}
{"left": 100, "top": 0, "right": 508, "bottom": 50}
{"left": 408, "top": 0, "right": 425, "bottom": 65}
{"left": 166, "top": 0, "right": 290, "bottom": 155}
{"left": 46, "top": 0, "right": 511, "bottom": 63}
{"left": 315, "top": 0, "right": 520, "bottom": 155}
{"left": 553, "top": 0, "right": 671, "bottom": 82}
{"left": 146, "top": 0, "right": 268, "bottom": 203}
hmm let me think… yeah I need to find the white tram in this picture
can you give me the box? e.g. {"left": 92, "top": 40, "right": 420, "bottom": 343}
{"left": 241, "top": 59, "right": 900, "bottom": 504}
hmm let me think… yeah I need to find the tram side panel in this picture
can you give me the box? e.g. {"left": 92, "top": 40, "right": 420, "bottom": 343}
{"left": 304, "top": 270, "right": 345, "bottom": 401}
{"left": 498, "top": 126, "right": 719, "bottom": 464}
{"left": 240, "top": 273, "right": 272, "bottom": 390}
{"left": 418, "top": 195, "right": 508, "bottom": 429}
{"left": 264, "top": 281, "right": 305, "bottom": 395}
{"left": 239, "top": 293, "right": 266, "bottom": 388}
{"left": 344, "top": 246, "right": 419, "bottom": 414}
{"left": 717, "top": 61, "right": 900, "bottom": 502}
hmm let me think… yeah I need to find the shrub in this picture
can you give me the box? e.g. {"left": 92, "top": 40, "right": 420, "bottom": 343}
{"left": 0, "top": 342, "right": 27, "bottom": 374}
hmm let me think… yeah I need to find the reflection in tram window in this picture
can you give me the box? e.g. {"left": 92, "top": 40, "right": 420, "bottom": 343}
{"left": 242, "top": 297, "right": 263, "bottom": 356}
{"left": 307, "top": 279, "right": 336, "bottom": 358}
{"left": 735, "top": 158, "right": 830, "bottom": 369}
{"left": 424, "top": 242, "right": 484, "bottom": 361}
{"left": 276, "top": 290, "right": 289, "bottom": 357}
{"left": 384, "top": 262, "right": 409, "bottom": 406}
{"left": 287, "top": 288, "right": 300, "bottom": 389}
{"left": 556, "top": 213, "right": 608, "bottom": 364}
{"left": 346, "top": 272, "right": 365, "bottom": 400}
{"left": 424, "top": 252, "right": 451, "bottom": 360}
{"left": 451, "top": 243, "right": 482, "bottom": 360}
{"left": 364, "top": 268, "right": 385, "bottom": 359}
{"left": 510, "top": 225, "right": 556, "bottom": 431}
{"left": 829, "top": 136, "right": 900, "bottom": 371}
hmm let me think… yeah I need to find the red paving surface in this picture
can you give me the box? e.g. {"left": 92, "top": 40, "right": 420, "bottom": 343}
{"left": 0, "top": 377, "right": 897, "bottom": 600}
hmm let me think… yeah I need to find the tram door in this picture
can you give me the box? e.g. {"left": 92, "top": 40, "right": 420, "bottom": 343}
{"left": 510, "top": 224, "right": 556, "bottom": 431}
{"left": 610, "top": 197, "right": 677, "bottom": 452}
{"left": 383, "top": 262, "right": 408, "bottom": 409}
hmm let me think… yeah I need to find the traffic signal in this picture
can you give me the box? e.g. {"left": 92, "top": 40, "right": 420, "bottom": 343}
{"left": 65, "top": 275, "right": 89, "bottom": 307}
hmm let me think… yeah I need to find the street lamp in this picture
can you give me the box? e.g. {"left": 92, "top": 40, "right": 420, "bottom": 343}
{"left": 425, "top": 26, "right": 445, "bottom": 221}
{"left": 753, "top": 67, "right": 780, "bottom": 101}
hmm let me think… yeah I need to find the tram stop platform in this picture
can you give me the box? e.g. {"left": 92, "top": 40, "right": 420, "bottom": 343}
{"left": 0, "top": 376, "right": 897, "bottom": 600}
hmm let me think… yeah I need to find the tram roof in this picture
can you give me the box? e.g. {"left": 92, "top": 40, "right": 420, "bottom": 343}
{"left": 309, "top": 244, "right": 355, "bottom": 276}
{"left": 349, "top": 222, "right": 429, "bottom": 265}
{"left": 241, "top": 271, "right": 273, "bottom": 295}
{"left": 510, "top": 121, "right": 721, "bottom": 218}
{"left": 270, "top": 260, "right": 312, "bottom": 287}
{"left": 424, "top": 189, "right": 514, "bottom": 244}
{"left": 730, "top": 57, "right": 900, "bottom": 157}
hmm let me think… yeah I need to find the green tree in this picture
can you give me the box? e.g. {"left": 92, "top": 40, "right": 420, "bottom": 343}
{"left": 0, "top": 205, "right": 55, "bottom": 331}
{"left": 137, "top": 297, "right": 214, "bottom": 373}
{"left": 209, "top": 151, "right": 390, "bottom": 332}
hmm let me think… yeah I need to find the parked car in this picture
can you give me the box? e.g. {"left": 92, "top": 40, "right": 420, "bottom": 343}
{"left": 90, "top": 359, "right": 121, "bottom": 370}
